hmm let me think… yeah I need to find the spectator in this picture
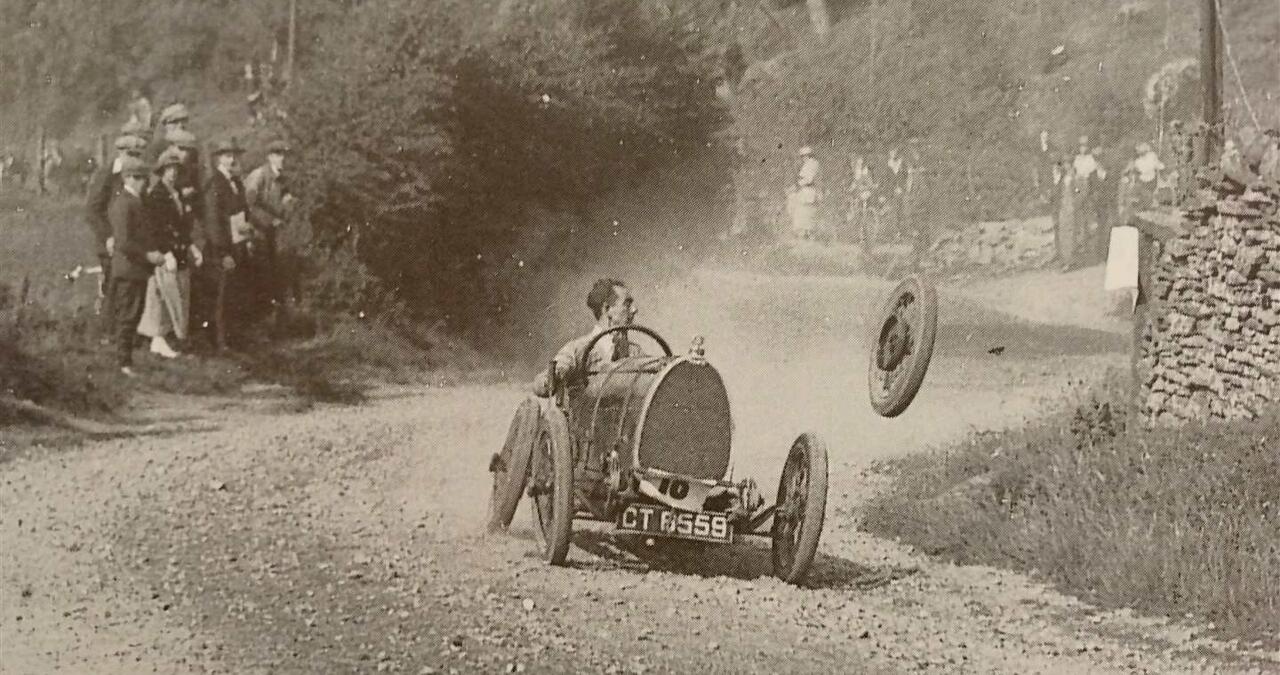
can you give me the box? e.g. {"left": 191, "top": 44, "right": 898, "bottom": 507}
{"left": 1072, "top": 136, "right": 1100, "bottom": 180}
{"left": 885, "top": 146, "right": 907, "bottom": 240}
{"left": 127, "top": 86, "right": 153, "bottom": 131}
{"left": 1092, "top": 146, "right": 1117, "bottom": 261}
{"left": 789, "top": 145, "right": 820, "bottom": 240}
{"left": 200, "top": 138, "right": 249, "bottom": 352}
{"left": 163, "top": 128, "right": 202, "bottom": 203}
{"left": 148, "top": 103, "right": 191, "bottom": 163}
{"left": 1258, "top": 129, "right": 1280, "bottom": 183}
{"left": 86, "top": 133, "right": 147, "bottom": 333}
{"left": 41, "top": 139, "right": 63, "bottom": 193}
{"left": 1130, "top": 142, "right": 1164, "bottom": 208}
{"left": 244, "top": 139, "right": 297, "bottom": 328}
{"left": 109, "top": 156, "right": 165, "bottom": 377}
{"left": 1056, "top": 157, "right": 1081, "bottom": 272}
{"left": 138, "top": 148, "right": 201, "bottom": 358}
{"left": 847, "top": 154, "right": 876, "bottom": 248}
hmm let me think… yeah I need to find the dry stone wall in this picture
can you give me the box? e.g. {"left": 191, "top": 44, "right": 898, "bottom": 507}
{"left": 1142, "top": 181, "right": 1280, "bottom": 424}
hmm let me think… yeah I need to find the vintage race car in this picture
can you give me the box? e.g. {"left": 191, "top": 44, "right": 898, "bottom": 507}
{"left": 489, "top": 326, "right": 829, "bottom": 584}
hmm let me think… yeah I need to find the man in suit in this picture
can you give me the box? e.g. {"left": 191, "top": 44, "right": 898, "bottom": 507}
{"left": 200, "top": 138, "right": 249, "bottom": 351}
{"left": 109, "top": 156, "right": 164, "bottom": 376}
{"left": 86, "top": 132, "right": 147, "bottom": 333}
{"left": 244, "top": 139, "right": 296, "bottom": 327}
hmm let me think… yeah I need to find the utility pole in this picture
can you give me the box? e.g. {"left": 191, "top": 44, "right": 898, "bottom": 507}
{"left": 285, "top": 0, "right": 297, "bottom": 86}
{"left": 1199, "top": 0, "right": 1222, "bottom": 164}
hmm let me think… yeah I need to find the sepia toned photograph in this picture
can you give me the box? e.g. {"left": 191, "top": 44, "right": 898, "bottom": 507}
{"left": 1, "top": 1, "right": 1278, "bottom": 672}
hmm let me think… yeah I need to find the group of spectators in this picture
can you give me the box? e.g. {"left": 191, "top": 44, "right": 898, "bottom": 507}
{"left": 1043, "top": 122, "right": 1225, "bottom": 272}
{"left": 86, "top": 102, "right": 296, "bottom": 376}
{"left": 784, "top": 143, "right": 918, "bottom": 249}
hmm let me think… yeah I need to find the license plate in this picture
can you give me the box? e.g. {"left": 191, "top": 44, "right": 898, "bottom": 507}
{"left": 616, "top": 504, "right": 732, "bottom": 544}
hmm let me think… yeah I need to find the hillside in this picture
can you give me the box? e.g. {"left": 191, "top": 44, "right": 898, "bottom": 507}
{"left": 715, "top": 0, "right": 1279, "bottom": 236}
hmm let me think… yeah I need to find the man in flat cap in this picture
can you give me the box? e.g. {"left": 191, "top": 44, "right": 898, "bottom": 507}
{"left": 85, "top": 132, "right": 147, "bottom": 333}
{"left": 244, "top": 139, "right": 297, "bottom": 328}
{"left": 109, "top": 156, "right": 166, "bottom": 376}
{"left": 148, "top": 103, "right": 191, "bottom": 163}
{"left": 200, "top": 138, "right": 249, "bottom": 351}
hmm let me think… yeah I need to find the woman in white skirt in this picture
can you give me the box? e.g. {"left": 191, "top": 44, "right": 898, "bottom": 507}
{"left": 138, "top": 147, "right": 202, "bottom": 357}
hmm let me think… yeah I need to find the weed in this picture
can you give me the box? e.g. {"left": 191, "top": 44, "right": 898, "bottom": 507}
{"left": 865, "top": 370, "right": 1280, "bottom": 644}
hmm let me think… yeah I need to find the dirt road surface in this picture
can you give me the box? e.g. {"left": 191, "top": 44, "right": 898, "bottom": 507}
{"left": 3, "top": 270, "right": 1275, "bottom": 674}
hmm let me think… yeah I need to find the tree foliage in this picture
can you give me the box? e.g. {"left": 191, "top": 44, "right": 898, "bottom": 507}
{"left": 284, "top": 0, "right": 725, "bottom": 327}
{"left": 0, "top": 0, "right": 352, "bottom": 133}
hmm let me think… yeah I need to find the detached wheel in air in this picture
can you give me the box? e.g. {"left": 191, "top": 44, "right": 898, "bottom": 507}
{"left": 771, "top": 432, "right": 829, "bottom": 585}
{"left": 487, "top": 397, "right": 539, "bottom": 533}
{"left": 868, "top": 275, "right": 938, "bottom": 417}
{"left": 530, "top": 406, "right": 574, "bottom": 566}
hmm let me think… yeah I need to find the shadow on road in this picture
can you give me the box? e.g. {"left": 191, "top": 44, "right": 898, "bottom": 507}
{"left": 568, "top": 529, "right": 917, "bottom": 591}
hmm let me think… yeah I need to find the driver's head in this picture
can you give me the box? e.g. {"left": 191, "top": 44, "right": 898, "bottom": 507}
{"left": 587, "top": 278, "right": 636, "bottom": 328}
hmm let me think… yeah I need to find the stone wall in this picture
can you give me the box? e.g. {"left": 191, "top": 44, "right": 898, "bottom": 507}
{"left": 1142, "top": 182, "right": 1280, "bottom": 423}
{"left": 929, "top": 216, "right": 1057, "bottom": 272}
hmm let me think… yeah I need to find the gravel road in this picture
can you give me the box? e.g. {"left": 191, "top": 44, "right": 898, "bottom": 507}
{"left": 3, "top": 270, "right": 1276, "bottom": 674}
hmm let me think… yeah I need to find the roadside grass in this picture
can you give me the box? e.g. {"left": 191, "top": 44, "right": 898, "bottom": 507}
{"left": 863, "top": 371, "right": 1280, "bottom": 644}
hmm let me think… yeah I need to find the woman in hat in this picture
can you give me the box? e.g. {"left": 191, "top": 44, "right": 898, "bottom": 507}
{"left": 138, "top": 147, "right": 200, "bottom": 358}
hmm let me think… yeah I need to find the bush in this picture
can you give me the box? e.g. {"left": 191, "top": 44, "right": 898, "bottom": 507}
{"left": 283, "top": 0, "right": 726, "bottom": 330}
{"left": 0, "top": 281, "right": 128, "bottom": 420}
{"left": 864, "top": 372, "right": 1280, "bottom": 643}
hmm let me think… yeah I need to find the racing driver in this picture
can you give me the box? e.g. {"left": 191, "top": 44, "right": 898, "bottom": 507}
{"left": 532, "top": 278, "right": 638, "bottom": 397}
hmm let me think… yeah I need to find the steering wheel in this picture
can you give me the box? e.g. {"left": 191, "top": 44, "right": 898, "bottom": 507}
{"left": 577, "top": 324, "right": 673, "bottom": 375}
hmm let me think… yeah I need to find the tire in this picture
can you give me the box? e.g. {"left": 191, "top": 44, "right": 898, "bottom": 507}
{"left": 771, "top": 432, "right": 829, "bottom": 585}
{"left": 487, "top": 398, "right": 540, "bottom": 533}
{"left": 868, "top": 275, "right": 938, "bottom": 418}
{"left": 530, "top": 406, "right": 574, "bottom": 565}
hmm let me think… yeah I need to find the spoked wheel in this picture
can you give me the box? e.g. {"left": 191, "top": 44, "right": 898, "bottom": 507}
{"left": 487, "top": 398, "right": 540, "bottom": 533}
{"left": 529, "top": 406, "right": 574, "bottom": 565}
{"left": 771, "top": 432, "right": 829, "bottom": 585}
{"left": 868, "top": 275, "right": 938, "bottom": 417}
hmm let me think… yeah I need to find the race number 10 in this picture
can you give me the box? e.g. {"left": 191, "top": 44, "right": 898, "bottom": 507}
{"left": 656, "top": 477, "right": 689, "bottom": 499}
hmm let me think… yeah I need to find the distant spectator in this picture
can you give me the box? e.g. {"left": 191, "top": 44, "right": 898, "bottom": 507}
{"left": 847, "top": 154, "right": 876, "bottom": 247}
{"left": 1092, "top": 147, "right": 1118, "bottom": 261}
{"left": 1258, "top": 129, "right": 1280, "bottom": 183}
{"left": 138, "top": 148, "right": 199, "bottom": 358}
{"left": 885, "top": 146, "right": 907, "bottom": 240}
{"left": 109, "top": 156, "right": 165, "bottom": 377}
{"left": 1131, "top": 142, "right": 1164, "bottom": 183}
{"left": 41, "top": 139, "right": 63, "bottom": 193}
{"left": 148, "top": 104, "right": 191, "bottom": 163}
{"left": 1056, "top": 158, "right": 1082, "bottom": 272}
{"left": 200, "top": 138, "right": 249, "bottom": 352}
{"left": 86, "top": 133, "right": 147, "bottom": 333}
{"left": 1072, "top": 136, "right": 1100, "bottom": 180}
{"left": 163, "top": 128, "right": 202, "bottom": 202}
{"left": 244, "top": 139, "right": 297, "bottom": 327}
{"left": 127, "top": 86, "right": 153, "bottom": 131}
{"left": 905, "top": 139, "right": 927, "bottom": 264}
{"left": 1049, "top": 154, "right": 1066, "bottom": 260}
{"left": 789, "top": 145, "right": 820, "bottom": 240}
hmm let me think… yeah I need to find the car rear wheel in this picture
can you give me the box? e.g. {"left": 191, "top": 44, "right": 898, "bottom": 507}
{"left": 771, "top": 432, "right": 829, "bottom": 584}
{"left": 487, "top": 397, "right": 540, "bottom": 533}
{"left": 868, "top": 275, "right": 938, "bottom": 417}
{"left": 530, "top": 406, "right": 573, "bottom": 565}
